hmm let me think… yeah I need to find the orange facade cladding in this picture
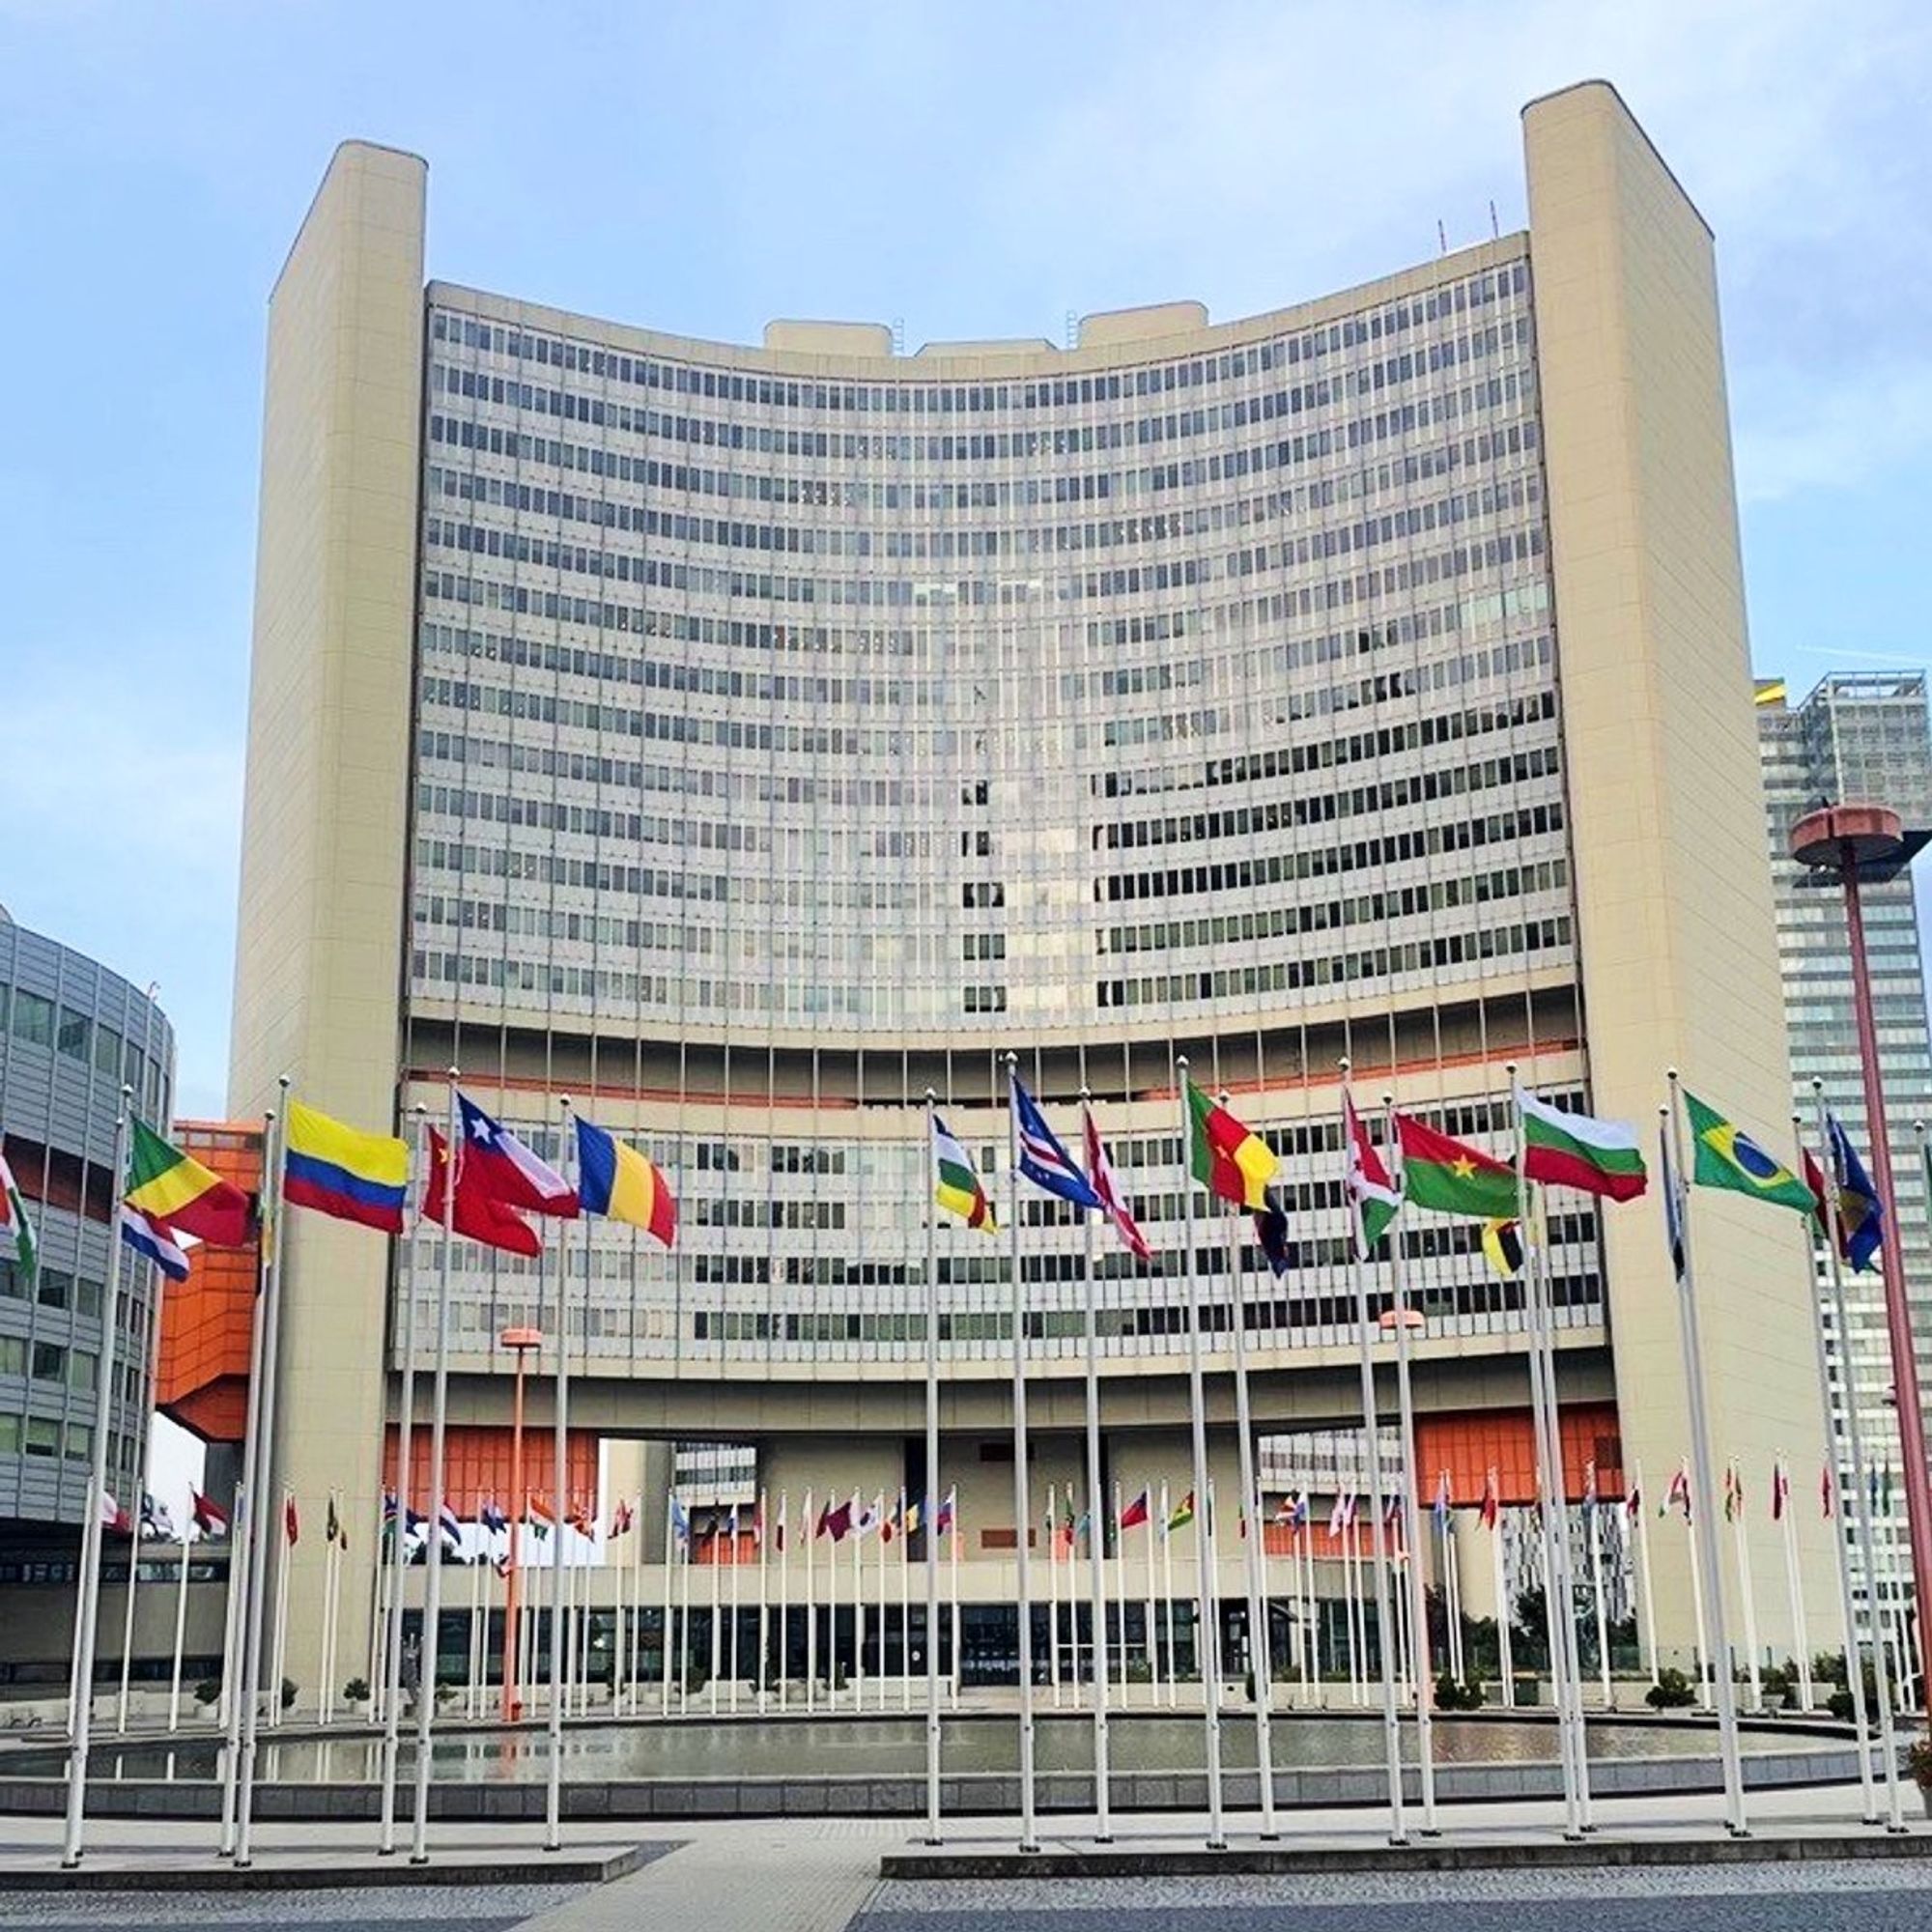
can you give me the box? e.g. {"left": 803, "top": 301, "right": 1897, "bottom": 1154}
{"left": 155, "top": 1122, "right": 263, "bottom": 1444}
{"left": 1413, "top": 1403, "right": 1624, "bottom": 1509}
{"left": 384, "top": 1425, "right": 600, "bottom": 1519}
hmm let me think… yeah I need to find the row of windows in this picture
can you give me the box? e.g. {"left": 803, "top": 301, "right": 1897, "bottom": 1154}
{"left": 0, "top": 1411, "right": 94, "bottom": 1461}
{"left": 0, "top": 1336, "right": 96, "bottom": 1389}
{"left": 0, "top": 1261, "right": 103, "bottom": 1317}
{"left": 0, "top": 985, "right": 163, "bottom": 1101}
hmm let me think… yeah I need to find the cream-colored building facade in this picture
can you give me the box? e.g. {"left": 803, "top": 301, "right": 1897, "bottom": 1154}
{"left": 230, "top": 84, "right": 1830, "bottom": 1705}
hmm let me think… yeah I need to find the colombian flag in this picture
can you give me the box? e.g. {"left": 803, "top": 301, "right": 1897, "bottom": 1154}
{"left": 1184, "top": 1078, "right": 1277, "bottom": 1211}
{"left": 125, "top": 1121, "right": 253, "bottom": 1246}
{"left": 284, "top": 1101, "right": 409, "bottom": 1234}
{"left": 574, "top": 1115, "right": 676, "bottom": 1248}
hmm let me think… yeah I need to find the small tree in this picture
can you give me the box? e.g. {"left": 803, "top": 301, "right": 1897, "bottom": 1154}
{"left": 279, "top": 1677, "right": 298, "bottom": 1712}
{"left": 1646, "top": 1666, "right": 1696, "bottom": 1710}
{"left": 192, "top": 1677, "right": 222, "bottom": 1709}
{"left": 343, "top": 1677, "right": 370, "bottom": 1704}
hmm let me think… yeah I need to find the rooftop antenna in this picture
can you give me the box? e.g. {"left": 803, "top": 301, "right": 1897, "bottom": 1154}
{"left": 1490, "top": 199, "right": 1500, "bottom": 241}
{"left": 1065, "top": 308, "right": 1078, "bottom": 352}
{"left": 892, "top": 316, "right": 905, "bottom": 357}
{"left": 1436, "top": 219, "right": 1448, "bottom": 255}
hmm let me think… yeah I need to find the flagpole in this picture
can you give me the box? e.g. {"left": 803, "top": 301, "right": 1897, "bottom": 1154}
{"left": 949, "top": 1488, "right": 961, "bottom": 1710}
{"left": 537, "top": 1096, "right": 576, "bottom": 1850}
{"left": 1776, "top": 1459, "right": 1812, "bottom": 1710}
{"left": 660, "top": 1501, "right": 675, "bottom": 1719}
{"left": 709, "top": 1514, "right": 723, "bottom": 1716}
{"left": 849, "top": 1491, "right": 863, "bottom": 1711}
{"left": 1172, "top": 1059, "right": 1225, "bottom": 1849}
{"left": 1507, "top": 1068, "right": 1584, "bottom": 1840}
{"left": 1346, "top": 1521, "right": 1364, "bottom": 1705}
{"left": 1661, "top": 1075, "right": 1748, "bottom": 1836}
{"left": 467, "top": 1532, "right": 484, "bottom": 1719}
{"left": 168, "top": 1526, "right": 190, "bottom": 1732}
{"left": 233, "top": 1074, "right": 292, "bottom": 1869}
{"left": 1728, "top": 1467, "right": 1763, "bottom": 1708}
{"left": 1381, "top": 1094, "right": 1436, "bottom": 1833}
{"left": 320, "top": 1504, "right": 337, "bottom": 1725}
{"left": 1684, "top": 1483, "right": 1711, "bottom": 1708}
{"left": 269, "top": 1489, "right": 293, "bottom": 1727}
{"left": 1491, "top": 1497, "right": 1514, "bottom": 1707}
{"left": 898, "top": 1487, "right": 911, "bottom": 1714}
{"left": 218, "top": 1486, "right": 247, "bottom": 1734}
{"left": 1047, "top": 1480, "right": 1062, "bottom": 1710}
{"left": 731, "top": 1508, "right": 744, "bottom": 1715}
{"left": 1813, "top": 1084, "right": 1903, "bottom": 1829}
{"left": 875, "top": 1497, "right": 888, "bottom": 1712}
{"left": 630, "top": 1494, "right": 645, "bottom": 1717}
{"left": 1587, "top": 1487, "right": 1611, "bottom": 1709}
{"left": 377, "top": 1106, "right": 426, "bottom": 1854}
{"left": 917, "top": 1085, "right": 943, "bottom": 1834}
{"left": 1113, "top": 1481, "right": 1128, "bottom": 1709}
{"left": 1002, "top": 1054, "right": 1041, "bottom": 1855}
{"left": 1073, "top": 1133, "right": 1115, "bottom": 1839}
{"left": 1160, "top": 1482, "right": 1176, "bottom": 1710}
{"left": 757, "top": 1487, "right": 770, "bottom": 1712}
{"left": 1341, "top": 1067, "right": 1405, "bottom": 1847}
{"left": 1444, "top": 1511, "right": 1464, "bottom": 1682}
{"left": 778, "top": 1492, "right": 791, "bottom": 1715}
{"left": 822, "top": 1499, "right": 835, "bottom": 1711}
{"left": 117, "top": 1245, "right": 171, "bottom": 1735}
{"left": 804, "top": 1490, "right": 817, "bottom": 1715}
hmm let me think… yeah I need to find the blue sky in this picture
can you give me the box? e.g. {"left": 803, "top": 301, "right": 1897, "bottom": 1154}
{"left": 3, "top": 0, "right": 1930, "bottom": 1122}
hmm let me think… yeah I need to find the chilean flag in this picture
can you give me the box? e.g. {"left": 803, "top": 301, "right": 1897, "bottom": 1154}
{"left": 455, "top": 1094, "right": 579, "bottom": 1216}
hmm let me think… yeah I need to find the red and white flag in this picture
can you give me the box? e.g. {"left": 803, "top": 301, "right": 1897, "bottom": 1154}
{"left": 1082, "top": 1105, "right": 1151, "bottom": 1262}
{"left": 454, "top": 1093, "right": 580, "bottom": 1216}
{"left": 1480, "top": 1467, "right": 1500, "bottom": 1531}
{"left": 1772, "top": 1460, "right": 1790, "bottom": 1523}
{"left": 284, "top": 1494, "right": 299, "bottom": 1546}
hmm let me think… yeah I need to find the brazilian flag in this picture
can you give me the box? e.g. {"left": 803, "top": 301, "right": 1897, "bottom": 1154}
{"left": 1683, "top": 1092, "right": 1815, "bottom": 1213}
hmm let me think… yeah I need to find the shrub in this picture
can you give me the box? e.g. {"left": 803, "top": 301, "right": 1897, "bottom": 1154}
{"left": 280, "top": 1678, "right": 298, "bottom": 1711}
{"left": 1435, "top": 1672, "right": 1484, "bottom": 1712}
{"left": 343, "top": 1677, "right": 370, "bottom": 1703}
{"left": 1646, "top": 1667, "right": 1696, "bottom": 1710}
{"left": 1906, "top": 1735, "right": 1932, "bottom": 1790}
{"left": 192, "top": 1678, "right": 222, "bottom": 1708}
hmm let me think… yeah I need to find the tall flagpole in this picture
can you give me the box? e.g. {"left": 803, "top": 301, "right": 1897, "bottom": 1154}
{"left": 1160, "top": 1481, "right": 1177, "bottom": 1710}
{"left": 629, "top": 1493, "right": 645, "bottom": 1716}
{"left": 269, "top": 1490, "right": 294, "bottom": 1726}
{"left": 659, "top": 1501, "right": 675, "bottom": 1719}
{"left": 803, "top": 1490, "right": 817, "bottom": 1714}
{"left": 1173, "top": 1058, "right": 1224, "bottom": 1849}
{"left": 1814, "top": 1085, "right": 1904, "bottom": 1829}
{"left": 168, "top": 1525, "right": 191, "bottom": 1732}
{"left": 850, "top": 1490, "right": 864, "bottom": 1709}
{"left": 1004, "top": 1053, "right": 1041, "bottom": 1854}
{"left": 117, "top": 1239, "right": 170, "bottom": 1735}
{"left": 408, "top": 1073, "right": 462, "bottom": 1865}
{"left": 898, "top": 1487, "right": 911, "bottom": 1713}
{"left": 234, "top": 1074, "right": 292, "bottom": 1869}
{"left": 1728, "top": 1466, "right": 1762, "bottom": 1707}
{"left": 731, "top": 1507, "right": 745, "bottom": 1714}
{"left": 1662, "top": 1074, "right": 1748, "bottom": 1837}
{"left": 1341, "top": 1067, "right": 1405, "bottom": 1847}
{"left": 1491, "top": 1493, "right": 1514, "bottom": 1707}
{"left": 544, "top": 1097, "right": 576, "bottom": 1851}
{"left": 757, "top": 1486, "right": 770, "bottom": 1711}
{"left": 1078, "top": 1126, "right": 1113, "bottom": 1841}
{"left": 1381, "top": 1094, "right": 1436, "bottom": 1833}
{"left": 378, "top": 1106, "right": 427, "bottom": 1854}
{"left": 949, "top": 1487, "right": 961, "bottom": 1709}
{"left": 1047, "top": 1481, "right": 1062, "bottom": 1709}
{"left": 1633, "top": 1463, "right": 1660, "bottom": 1693}
{"left": 59, "top": 1089, "right": 133, "bottom": 1868}
{"left": 1587, "top": 1484, "right": 1611, "bottom": 1708}
{"left": 778, "top": 1492, "right": 791, "bottom": 1713}
{"left": 1776, "top": 1459, "right": 1812, "bottom": 1710}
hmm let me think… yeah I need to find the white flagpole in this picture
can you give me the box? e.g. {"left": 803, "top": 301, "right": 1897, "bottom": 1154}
{"left": 874, "top": 1498, "right": 888, "bottom": 1713}
{"left": 659, "top": 1502, "right": 675, "bottom": 1719}
{"left": 268, "top": 1492, "right": 293, "bottom": 1727}
{"left": 1004, "top": 1054, "right": 1041, "bottom": 1853}
{"left": 923, "top": 1089, "right": 942, "bottom": 1838}
{"left": 168, "top": 1528, "right": 191, "bottom": 1732}
{"left": 757, "top": 1487, "right": 770, "bottom": 1712}
{"left": 1633, "top": 1464, "right": 1661, "bottom": 1693}
{"left": 364, "top": 1488, "right": 385, "bottom": 1726}
{"left": 1066, "top": 1489, "right": 1082, "bottom": 1712}
{"left": 1729, "top": 1470, "right": 1762, "bottom": 1708}
{"left": 60, "top": 1092, "right": 132, "bottom": 1868}
{"left": 898, "top": 1487, "right": 911, "bottom": 1714}
{"left": 1345, "top": 1521, "right": 1363, "bottom": 1705}
{"left": 116, "top": 1254, "right": 169, "bottom": 1736}
{"left": 234, "top": 1075, "right": 293, "bottom": 1869}
{"left": 730, "top": 1510, "right": 744, "bottom": 1715}
{"left": 1811, "top": 1083, "right": 1904, "bottom": 1828}
{"left": 679, "top": 1505, "right": 695, "bottom": 1713}
{"left": 1173, "top": 1059, "right": 1224, "bottom": 1848}
{"left": 468, "top": 1534, "right": 485, "bottom": 1719}
{"left": 1114, "top": 1483, "right": 1130, "bottom": 1709}
{"left": 1776, "top": 1462, "right": 1812, "bottom": 1711}
{"left": 1160, "top": 1482, "right": 1177, "bottom": 1710}
{"left": 629, "top": 1496, "right": 644, "bottom": 1717}
{"left": 709, "top": 1515, "right": 723, "bottom": 1716}
{"left": 820, "top": 1503, "right": 833, "bottom": 1711}
{"left": 1301, "top": 1520, "right": 1319, "bottom": 1706}
{"left": 1439, "top": 1501, "right": 1463, "bottom": 1682}
{"left": 376, "top": 1104, "right": 427, "bottom": 1857}
{"left": 850, "top": 1490, "right": 864, "bottom": 1710}
{"left": 610, "top": 1518, "right": 624, "bottom": 1718}
{"left": 1046, "top": 1480, "right": 1062, "bottom": 1709}
{"left": 1662, "top": 1075, "right": 1748, "bottom": 1836}
{"left": 1492, "top": 1501, "right": 1514, "bottom": 1707}
{"left": 542, "top": 1095, "right": 576, "bottom": 1852}
{"left": 778, "top": 1492, "right": 791, "bottom": 1714}
{"left": 319, "top": 1509, "right": 338, "bottom": 1725}
{"left": 804, "top": 1490, "right": 817, "bottom": 1715}
{"left": 948, "top": 1488, "right": 960, "bottom": 1710}
{"left": 1684, "top": 1489, "right": 1711, "bottom": 1707}
{"left": 1587, "top": 1490, "right": 1611, "bottom": 1708}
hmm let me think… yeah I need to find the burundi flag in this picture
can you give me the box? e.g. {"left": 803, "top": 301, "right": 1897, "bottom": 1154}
{"left": 0, "top": 1151, "right": 38, "bottom": 1286}
{"left": 932, "top": 1114, "right": 996, "bottom": 1233}
{"left": 1345, "top": 1092, "right": 1400, "bottom": 1257}
{"left": 1186, "top": 1079, "right": 1276, "bottom": 1211}
{"left": 1394, "top": 1112, "right": 1518, "bottom": 1220}
{"left": 1518, "top": 1090, "right": 1648, "bottom": 1201}
{"left": 1683, "top": 1092, "right": 1814, "bottom": 1213}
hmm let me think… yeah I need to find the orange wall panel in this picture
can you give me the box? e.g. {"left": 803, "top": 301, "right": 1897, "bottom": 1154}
{"left": 1413, "top": 1403, "right": 1623, "bottom": 1508}
{"left": 383, "top": 1425, "right": 600, "bottom": 1518}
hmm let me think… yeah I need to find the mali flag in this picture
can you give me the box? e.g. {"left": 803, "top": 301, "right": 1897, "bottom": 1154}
{"left": 574, "top": 1115, "right": 677, "bottom": 1248}
{"left": 1683, "top": 1092, "right": 1814, "bottom": 1213}
{"left": 125, "top": 1121, "right": 253, "bottom": 1247}
{"left": 1185, "top": 1079, "right": 1276, "bottom": 1211}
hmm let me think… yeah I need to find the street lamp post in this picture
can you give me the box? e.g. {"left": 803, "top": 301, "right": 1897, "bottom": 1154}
{"left": 499, "top": 1326, "right": 543, "bottom": 1722}
{"left": 1789, "top": 802, "right": 1932, "bottom": 1700}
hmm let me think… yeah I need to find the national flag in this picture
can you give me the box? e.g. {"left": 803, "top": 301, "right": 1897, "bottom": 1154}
{"left": 1011, "top": 1076, "right": 1102, "bottom": 1210}
{"left": 567, "top": 1496, "right": 595, "bottom": 1536}
{"left": 454, "top": 1094, "right": 579, "bottom": 1216}
{"left": 124, "top": 1120, "right": 253, "bottom": 1246}
{"left": 327, "top": 1495, "right": 347, "bottom": 1547}
{"left": 1683, "top": 1092, "right": 1814, "bottom": 1213}
{"left": 1802, "top": 1145, "right": 1833, "bottom": 1236}
{"left": 1822, "top": 1465, "right": 1834, "bottom": 1519}
{"left": 1186, "top": 1078, "right": 1276, "bottom": 1211}
{"left": 384, "top": 1492, "right": 428, "bottom": 1535}
{"left": 1167, "top": 1490, "right": 1195, "bottom": 1533}
{"left": 1326, "top": 1491, "right": 1356, "bottom": 1539}
{"left": 1624, "top": 1482, "right": 1641, "bottom": 1521}
{"left": 1393, "top": 1112, "right": 1518, "bottom": 1220}
{"left": 479, "top": 1500, "right": 508, "bottom": 1535}
{"left": 1480, "top": 1218, "right": 1522, "bottom": 1279}
{"left": 574, "top": 1115, "right": 676, "bottom": 1247}
{"left": 120, "top": 1206, "right": 190, "bottom": 1282}
{"left": 100, "top": 1490, "right": 130, "bottom": 1533}
{"left": 141, "top": 1493, "right": 175, "bottom": 1539}
{"left": 854, "top": 1494, "right": 881, "bottom": 1540}
{"left": 902, "top": 1498, "right": 920, "bottom": 1537}
{"left": 439, "top": 1501, "right": 463, "bottom": 1545}
{"left": 1583, "top": 1459, "right": 1599, "bottom": 1509}
{"left": 1345, "top": 1092, "right": 1402, "bottom": 1257}
{"left": 932, "top": 1113, "right": 996, "bottom": 1233}
{"left": 1723, "top": 1464, "right": 1741, "bottom": 1522}
{"left": 1083, "top": 1105, "right": 1150, "bottom": 1261}
{"left": 1665, "top": 1464, "right": 1692, "bottom": 1522}
{"left": 820, "top": 1496, "right": 853, "bottom": 1543}
{"left": 1479, "top": 1469, "right": 1499, "bottom": 1530}
{"left": 424, "top": 1126, "right": 541, "bottom": 1256}
{"left": 0, "top": 1150, "right": 38, "bottom": 1285}
{"left": 609, "top": 1499, "right": 635, "bottom": 1537}
{"left": 1119, "top": 1489, "right": 1151, "bottom": 1531}
{"left": 1433, "top": 1471, "right": 1452, "bottom": 1530}
{"left": 1518, "top": 1090, "right": 1648, "bottom": 1201}
{"left": 526, "top": 1493, "right": 556, "bottom": 1529}
{"left": 934, "top": 1488, "right": 956, "bottom": 1539}
{"left": 775, "top": 1494, "right": 788, "bottom": 1552}
{"left": 1290, "top": 1491, "right": 1312, "bottom": 1529}
{"left": 1827, "top": 1116, "right": 1886, "bottom": 1273}
{"left": 1254, "top": 1195, "right": 1292, "bottom": 1275}
{"left": 191, "top": 1491, "right": 229, "bottom": 1537}
{"left": 879, "top": 1500, "right": 897, "bottom": 1545}
{"left": 284, "top": 1494, "right": 300, "bottom": 1545}
{"left": 669, "top": 1495, "right": 692, "bottom": 1546}
{"left": 1383, "top": 1490, "right": 1403, "bottom": 1529}
{"left": 1772, "top": 1461, "right": 1790, "bottom": 1523}
{"left": 283, "top": 1100, "right": 410, "bottom": 1235}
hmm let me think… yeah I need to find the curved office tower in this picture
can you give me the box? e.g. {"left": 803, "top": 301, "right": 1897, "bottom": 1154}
{"left": 232, "top": 82, "right": 1832, "bottom": 1691}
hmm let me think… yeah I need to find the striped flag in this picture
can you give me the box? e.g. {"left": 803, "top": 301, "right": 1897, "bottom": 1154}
{"left": 1011, "top": 1075, "right": 1101, "bottom": 1210}
{"left": 1082, "top": 1104, "right": 1150, "bottom": 1261}
{"left": 931, "top": 1113, "right": 995, "bottom": 1233}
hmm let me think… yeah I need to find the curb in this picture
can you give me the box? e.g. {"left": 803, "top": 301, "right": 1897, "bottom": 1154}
{"left": 0, "top": 1841, "right": 659, "bottom": 1893}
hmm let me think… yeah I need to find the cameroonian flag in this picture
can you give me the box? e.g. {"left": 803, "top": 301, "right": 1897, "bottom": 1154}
{"left": 1683, "top": 1091, "right": 1814, "bottom": 1213}
{"left": 1519, "top": 1090, "right": 1647, "bottom": 1201}
{"left": 932, "top": 1114, "right": 996, "bottom": 1233}
{"left": 0, "top": 1150, "right": 38, "bottom": 1286}
{"left": 1394, "top": 1112, "right": 1519, "bottom": 1220}
{"left": 1185, "top": 1079, "right": 1276, "bottom": 1211}
{"left": 125, "top": 1121, "right": 253, "bottom": 1247}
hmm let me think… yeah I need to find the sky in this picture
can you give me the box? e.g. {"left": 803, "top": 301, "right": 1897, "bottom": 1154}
{"left": 2, "top": 0, "right": 1928, "bottom": 1515}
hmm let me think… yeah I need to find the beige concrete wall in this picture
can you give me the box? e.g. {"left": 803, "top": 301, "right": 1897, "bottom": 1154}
{"left": 228, "top": 141, "right": 427, "bottom": 1696}
{"left": 1525, "top": 82, "right": 1831, "bottom": 1653}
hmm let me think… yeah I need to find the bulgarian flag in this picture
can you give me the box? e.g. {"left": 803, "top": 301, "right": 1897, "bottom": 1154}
{"left": 1185, "top": 1078, "right": 1276, "bottom": 1212}
{"left": 1394, "top": 1113, "right": 1518, "bottom": 1220}
{"left": 1518, "top": 1090, "right": 1648, "bottom": 1201}
{"left": 1344, "top": 1092, "right": 1399, "bottom": 1258}
{"left": 0, "top": 1151, "right": 37, "bottom": 1285}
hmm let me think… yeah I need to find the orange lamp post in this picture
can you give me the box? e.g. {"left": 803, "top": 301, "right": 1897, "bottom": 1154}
{"left": 499, "top": 1326, "right": 544, "bottom": 1722}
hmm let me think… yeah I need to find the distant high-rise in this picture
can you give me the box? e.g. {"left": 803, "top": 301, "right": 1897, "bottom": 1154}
{"left": 1759, "top": 671, "right": 1932, "bottom": 1620}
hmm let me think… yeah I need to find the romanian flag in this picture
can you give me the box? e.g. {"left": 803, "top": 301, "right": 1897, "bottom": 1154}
{"left": 932, "top": 1114, "right": 995, "bottom": 1232}
{"left": 574, "top": 1116, "right": 676, "bottom": 1247}
{"left": 125, "top": 1121, "right": 253, "bottom": 1246}
{"left": 1185, "top": 1079, "right": 1276, "bottom": 1211}
{"left": 284, "top": 1101, "right": 410, "bottom": 1234}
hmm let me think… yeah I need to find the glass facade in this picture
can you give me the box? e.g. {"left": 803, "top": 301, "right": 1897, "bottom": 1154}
{"left": 399, "top": 249, "right": 1603, "bottom": 1392}
{"left": 0, "top": 908, "right": 174, "bottom": 1532}
{"left": 1759, "top": 672, "right": 1932, "bottom": 1618}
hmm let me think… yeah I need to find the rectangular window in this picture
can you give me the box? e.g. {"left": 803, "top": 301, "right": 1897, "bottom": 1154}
{"left": 37, "top": 1268, "right": 71, "bottom": 1310}
{"left": 67, "top": 1351, "right": 96, "bottom": 1392}
{"left": 24, "top": 1418, "right": 57, "bottom": 1458}
{"left": 0, "top": 1336, "right": 23, "bottom": 1375}
{"left": 0, "top": 1414, "right": 18, "bottom": 1454}
{"left": 31, "top": 1342, "right": 64, "bottom": 1382}
{"left": 93, "top": 1024, "right": 121, "bottom": 1079}
{"left": 57, "top": 1009, "right": 92, "bottom": 1061}
{"left": 64, "top": 1422, "right": 91, "bottom": 1462}
{"left": 13, "top": 990, "right": 53, "bottom": 1047}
